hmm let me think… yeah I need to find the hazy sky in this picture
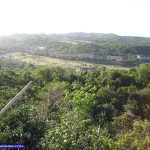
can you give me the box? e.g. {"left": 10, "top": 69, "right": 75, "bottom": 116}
{"left": 0, "top": 0, "right": 150, "bottom": 37}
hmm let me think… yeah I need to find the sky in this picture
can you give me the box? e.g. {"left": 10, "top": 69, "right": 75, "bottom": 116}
{"left": 0, "top": 0, "right": 150, "bottom": 37}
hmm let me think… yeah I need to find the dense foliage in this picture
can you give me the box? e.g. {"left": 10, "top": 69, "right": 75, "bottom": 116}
{"left": 0, "top": 62, "right": 150, "bottom": 149}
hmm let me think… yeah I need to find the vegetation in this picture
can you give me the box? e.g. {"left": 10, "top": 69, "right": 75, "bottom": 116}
{"left": 0, "top": 61, "right": 150, "bottom": 149}
{"left": 0, "top": 33, "right": 150, "bottom": 67}
{"left": 1, "top": 52, "right": 129, "bottom": 70}
{"left": 1, "top": 52, "right": 95, "bottom": 68}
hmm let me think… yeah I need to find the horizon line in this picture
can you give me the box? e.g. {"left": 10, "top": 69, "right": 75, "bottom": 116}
{"left": 0, "top": 32, "right": 150, "bottom": 38}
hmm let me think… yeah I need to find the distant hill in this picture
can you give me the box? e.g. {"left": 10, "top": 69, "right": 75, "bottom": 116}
{"left": 0, "top": 33, "right": 150, "bottom": 67}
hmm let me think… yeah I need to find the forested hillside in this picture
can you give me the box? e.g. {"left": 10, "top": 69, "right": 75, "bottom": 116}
{"left": 0, "top": 33, "right": 150, "bottom": 67}
{"left": 0, "top": 62, "right": 150, "bottom": 149}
